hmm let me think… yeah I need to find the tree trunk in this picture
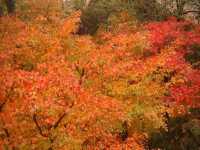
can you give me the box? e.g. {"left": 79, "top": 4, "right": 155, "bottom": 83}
{"left": 5, "top": 0, "right": 15, "bottom": 14}
{"left": 84, "top": 0, "right": 92, "bottom": 9}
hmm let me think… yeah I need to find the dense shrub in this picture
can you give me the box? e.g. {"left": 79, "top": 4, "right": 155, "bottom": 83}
{"left": 148, "top": 108, "right": 200, "bottom": 150}
{"left": 185, "top": 44, "right": 200, "bottom": 69}
{"left": 128, "top": 0, "right": 171, "bottom": 22}
{"left": 77, "top": 0, "right": 122, "bottom": 34}
{"left": 68, "top": 0, "right": 172, "bottom": 34}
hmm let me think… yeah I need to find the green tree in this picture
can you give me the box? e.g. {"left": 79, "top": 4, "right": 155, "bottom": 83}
{"left": 77, "top": 0, "right": 122, "bottom": 34}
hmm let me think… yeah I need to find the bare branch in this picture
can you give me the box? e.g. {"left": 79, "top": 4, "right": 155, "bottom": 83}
{"left": 183, "top": 10, "right": 200, "bottom": 15}
{"left": 33, "top": 113, "right": 48, "bottom": 137}
{"left": 53, "top": 113, "right": 67, "bottom": 129}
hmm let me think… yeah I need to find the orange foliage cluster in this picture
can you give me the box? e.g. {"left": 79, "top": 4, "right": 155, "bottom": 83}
{"left": 0, "top": 12, "right": 199, "bottom": 150}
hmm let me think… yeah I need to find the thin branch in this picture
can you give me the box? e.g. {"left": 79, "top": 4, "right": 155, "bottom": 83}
{"left": 3, "top": 128, "right": 9, "bottom": 138}
{"left": 53, "top": 113, "right": 67, "bottom": 129}
{"left": 183, "top": 10, "right": 200, "bottom": 15}
{"left": 33, "top": 113, "right": 48, "bottom": 137}
{"left": 74, "top": 63, "right": 85, "bottom": 85}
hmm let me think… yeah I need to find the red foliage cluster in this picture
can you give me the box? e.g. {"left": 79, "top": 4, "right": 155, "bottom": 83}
{"left": 146, "top": 18, "right": 200, "bottom": 107}
{"left": 146, "top": 17, "right": 200, "bottom": 53}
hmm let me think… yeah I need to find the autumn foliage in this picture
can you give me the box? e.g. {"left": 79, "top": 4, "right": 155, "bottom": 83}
{"left": 0, "top": 9, "right": 200, "bottom": 150}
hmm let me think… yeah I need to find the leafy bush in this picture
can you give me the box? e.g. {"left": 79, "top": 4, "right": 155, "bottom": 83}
{"left": 78, "top": 0, "right": 122, "bottom": 34}
{"left": 127, "top": 0, "right": 171, "bottom": 22}
{"left": 74, "top": 0, "right": 172, "bottom": 34}
{"left": 9, "top": 53, "right": 35, "bottom": 71}
{"left": 185, "top": 44, "right": 200, "bottom": 69}
{"left": 128, "top": 98, "right": 167, "bottom": 135}
{"left": 148, "top": 108, "right": 200, "bottom": 150}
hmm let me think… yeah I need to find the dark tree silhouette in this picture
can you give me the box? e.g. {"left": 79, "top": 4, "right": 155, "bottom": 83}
{"left": 5, "top": 0, "right": 15, "bottom": 14}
